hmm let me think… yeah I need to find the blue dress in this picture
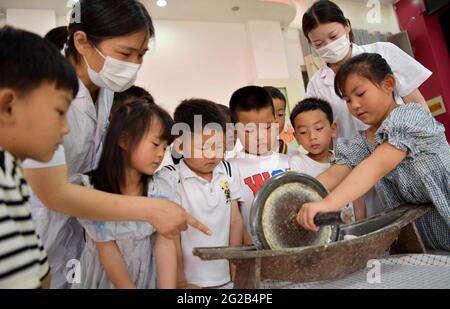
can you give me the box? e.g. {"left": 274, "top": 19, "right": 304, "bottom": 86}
{"left": 333, "top": 104, "right": 450, "bottom": 251}
{"left": 71, "top": 172, "right": 178, "bottom": 289}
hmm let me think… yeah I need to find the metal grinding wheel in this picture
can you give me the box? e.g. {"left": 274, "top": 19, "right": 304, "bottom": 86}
{"left": 250, "top": 172, "right": 342, "bottom": 250}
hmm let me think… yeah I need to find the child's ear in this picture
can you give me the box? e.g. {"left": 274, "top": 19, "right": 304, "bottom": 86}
{"left": 118, "top": 133, "right": 129, "bottom": 151}
{"left": 382, "top": 74, "right": 396, "bottom": 94}
{"left": 0, "top": 89, "right": 16, "bottom": 125}
{"left": 73, "top": 31, "right": 92, "bottom": 57}
{"left": 330, "top": 122, "right": 338, "bottom": 139}
{"left": 173, "top": 138, "right": 183, "bottom": 154}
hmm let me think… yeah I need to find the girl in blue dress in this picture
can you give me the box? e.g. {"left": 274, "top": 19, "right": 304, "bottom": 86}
{"left": 297, "top": 53, "right": 449, "bottom": 251}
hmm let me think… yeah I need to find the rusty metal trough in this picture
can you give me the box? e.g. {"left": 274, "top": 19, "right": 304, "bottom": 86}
{"left": 193, "top": 205, "right": 431, "bottom": 289}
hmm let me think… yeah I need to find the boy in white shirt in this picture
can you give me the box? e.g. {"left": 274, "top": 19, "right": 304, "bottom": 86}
{"left": 289, "top": 98, "right": 363, "bottom": 220}
{"left": 289, "top": 98, "right": 336, "bottom": 177}
{"left": 161, "top": 99, "right": 244, "bottom": 288}
{"left": 228, "top": 86, "right": 290, "bottom": 237}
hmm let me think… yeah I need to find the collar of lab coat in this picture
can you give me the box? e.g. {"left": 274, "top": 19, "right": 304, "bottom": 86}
{"left": 75, "top": 79, "right": 114, "bottom": 122}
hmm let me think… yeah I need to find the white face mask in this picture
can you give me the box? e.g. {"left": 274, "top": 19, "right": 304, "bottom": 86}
{"left": 83, "top": 46, "right": 141, "bottom": 92}
{"left": 314, "top": 33, "right": 351, "bottom": 64}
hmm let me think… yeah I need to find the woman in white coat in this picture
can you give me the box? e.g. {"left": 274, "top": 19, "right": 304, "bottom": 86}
{"left": 23, "top": 0, "right": 209, "bottom": 288}
{"left": 301, "top": 0, "right": 432, "bottom": 217}
{"left": 303, "top": 0, "right": 432, "bottom": 140}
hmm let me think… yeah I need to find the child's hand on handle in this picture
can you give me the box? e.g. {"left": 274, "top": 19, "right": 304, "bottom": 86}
{"left": 296, "top": 201, "right": 330, "bottom": 232}
{"left": 149, "top": 199, "right": 212, "bottom": 238}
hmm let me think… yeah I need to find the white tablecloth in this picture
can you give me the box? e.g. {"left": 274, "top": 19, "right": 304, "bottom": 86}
{"left": 258, "top": 254, "right": 450, "bottom": 289}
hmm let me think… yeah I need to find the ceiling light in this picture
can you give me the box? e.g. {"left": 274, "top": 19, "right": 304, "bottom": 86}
{"left": 157, "top": 0, "right": 168, "bottom": 7}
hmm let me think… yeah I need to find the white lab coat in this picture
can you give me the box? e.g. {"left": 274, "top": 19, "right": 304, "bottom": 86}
{"left": 306, "top": 42, "right": 432, "bottom": 140}
{"left": 23, "top": 79, "right": 114, "bottom": 289}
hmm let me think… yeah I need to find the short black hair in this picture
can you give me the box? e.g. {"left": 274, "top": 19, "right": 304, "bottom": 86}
{"left": 111, "top": 86, "right": 154, "bottom": 117}
{"left": 229, "top": 86, "right": 275, "bottom": 123}
{"left": 264, "top": 86, "right": 286, "bottom": 107}
{"left": 216, "top": 104, "right": 231, "bottom": 123}
{"left": 0, "top": 26, "right": 79, "bottom": 97}
{"left": 335, "top": 53, "right": 393, "bottom": 99}
{"left": 290, "top": 98, "right": 334, "bottom": 127}
{"left": 45, "top": 26, "right": 69, "bottom": 51}
{"left": 174, "top": 99, "right": 226, "bottom": 133}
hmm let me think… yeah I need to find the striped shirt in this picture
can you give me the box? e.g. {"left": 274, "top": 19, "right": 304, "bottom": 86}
{"left": 0, "top": 149, "right": 50, "bottom": 288}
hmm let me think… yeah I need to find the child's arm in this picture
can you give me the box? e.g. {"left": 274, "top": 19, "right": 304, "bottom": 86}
{"left": 229, "top": 200, "right": 245, "bottom": 281}
{"left": 230, "top": 200, "right": 244, "bottom": 247}
{"left": 174, "top": 234, "right": 200, "bottom": 289}
{"left": 155, "top": 234, "right": 177, "bottom": 289}
{"left": 41, "top": 272, "right": 51, "bottom": 289}
{"left": 316, "top": 164, "right": 352, "bottom": 192}
{"left": 402, "top": 89, "right": 430, "bottom": 112}
{"left": 96, "top": 241, "right": 136, "bottom": 289}
{"left": 298, "top": 142, "right": 407, "bottom": 231}
{"left": 24, "top": 166, "right": 211, "bottom": 238}
{"left": 353, "top": 197, "right": 367, "bottom": 221}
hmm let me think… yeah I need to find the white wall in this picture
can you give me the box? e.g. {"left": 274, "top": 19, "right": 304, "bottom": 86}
{"left": 56, "top": 15, "right": 68, "bottom": 27}
{"left": 6, "top": 9, "right": 56, "bottom": 37}
{"left": 246, "top": 20, "right": 290, "bottom": 80}
{"left": 0, "top": 17, "right": 5, "bottom": 27}
{"left": 291, "top": 0, "right": 400, "bottom": 34}
{"left": 136, "top": 20, "right": 254, "bottom": 113}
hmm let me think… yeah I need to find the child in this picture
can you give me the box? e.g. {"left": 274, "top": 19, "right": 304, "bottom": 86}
{"left": 229, "top": 86, "right": 290, "bottom": 235}
{"left": 0, "top": 27, "right": 79, "bottom": 288}
{"left": 73, "top": 100, "right": 178, "bottom": 288}
{"left": 162, "top": 99, "right": 244, "bottom": 288}
{"left": 110, "top": 85, "right": 155, "bottom": 118}
{"left": 264, "top": 86, "right": 297, "bottom": 155}
{"left": 289, "top": 98, "right": 364, "bottom": 220}
{"left": 289, "top": 98, "right": 336, "bottom": 177}
{"left": 297, "top": 53, "right": 450, "bottom": 251}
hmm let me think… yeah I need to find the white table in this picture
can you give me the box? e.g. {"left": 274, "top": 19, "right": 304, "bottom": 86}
{"left": 257, "top": 254, "right": 450, "bottom": 289}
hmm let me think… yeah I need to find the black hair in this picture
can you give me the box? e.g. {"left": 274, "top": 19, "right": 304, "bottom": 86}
{"left": 302, "top": 0, "right": 354, "bottom": 43}
{"left": 66, "top": 0, "right": 155, "bottom": 63}
{"left": 290, "top": 97, "right": 334, "bottom": 126}
{"left": 216, "top": 104, "right": 232, "bottom": 123}
{"left": 334, "top": 53, "right": 394, "bottom": 99}
{"left": 45, "top": 26, "right": 69, "bottom": 51}
{"left": 229, "top": 86, "right": 275, "bottom": 123}
{"left": 111, "top": 86, "right": 155, "bottom": 117}
{"left": 91, "top": 99, "right": 174, "bottom": 195}
{"left": 264, "top": 86, "right": 287, "bottom": 108}
{"left": 174, "top": 99, "right": 227, "bottom": 133}
{"left": 0, "top": 26, "right": 78, "bottom": 97}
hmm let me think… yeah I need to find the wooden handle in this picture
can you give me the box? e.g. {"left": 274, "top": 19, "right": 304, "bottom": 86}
{"left": 314, "top": 208, "right": 354, "bottom": 226}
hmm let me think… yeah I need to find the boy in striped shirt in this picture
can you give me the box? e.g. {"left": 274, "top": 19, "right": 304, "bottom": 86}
{"left": 0, "top": 27, "right": 79, "bottom": 288}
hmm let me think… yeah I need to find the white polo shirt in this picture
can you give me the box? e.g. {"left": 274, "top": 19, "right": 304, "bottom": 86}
{"left": 289, "top": 152, "right": 331, "bottom": 178}
{"left": 160, "top": 160, "right": 241, "bottom": 287}
{"left": 306, "top": 42, "right": 432, "bottom": 140}
{"left": 229, "top": 151, "right": 290, "bottom": 232}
